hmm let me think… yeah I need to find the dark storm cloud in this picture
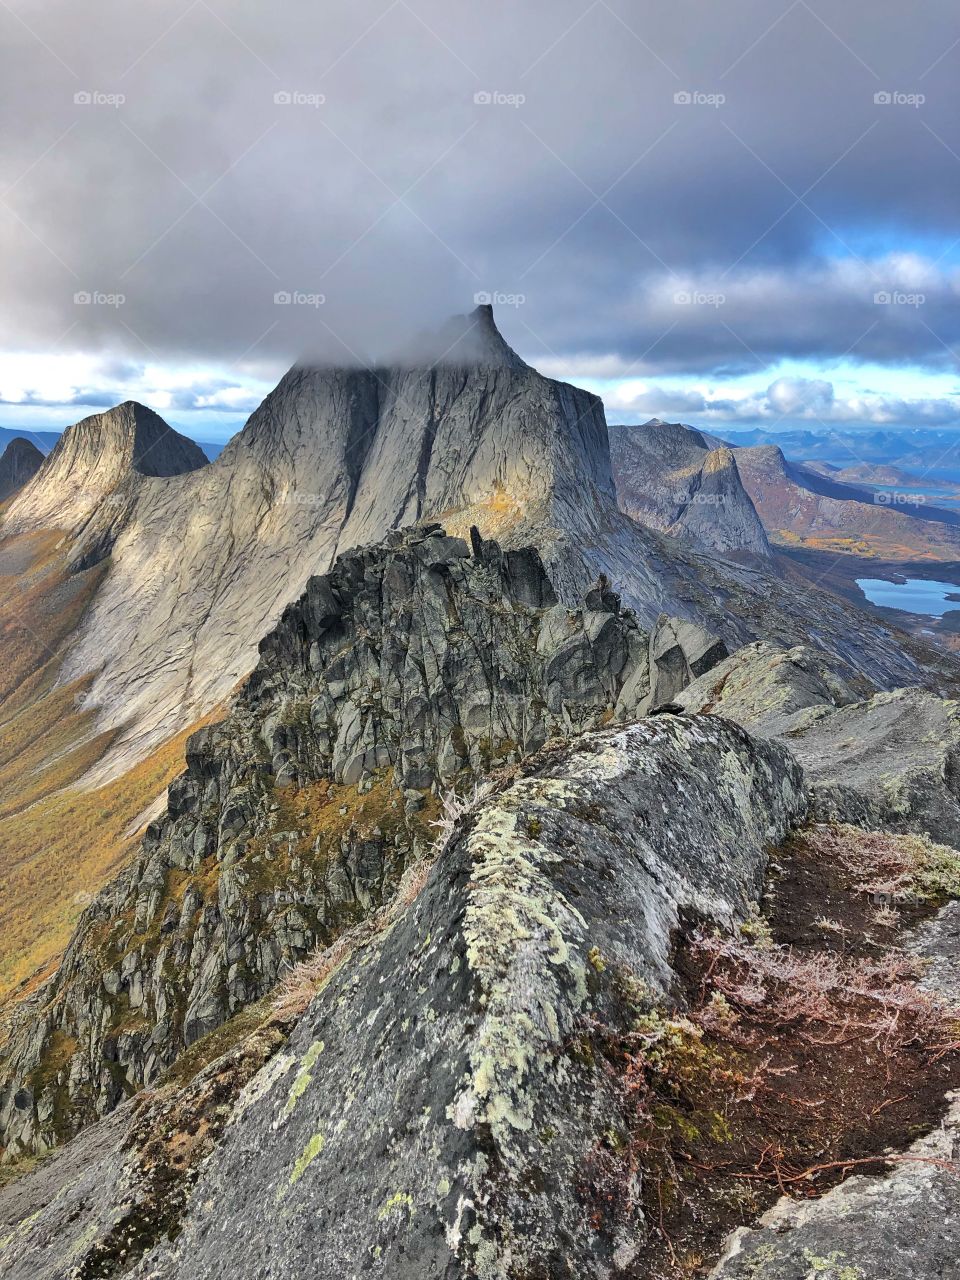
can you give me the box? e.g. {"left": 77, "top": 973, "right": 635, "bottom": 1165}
{"left": 0, "top": 0, "right": 958, "bottom": 374}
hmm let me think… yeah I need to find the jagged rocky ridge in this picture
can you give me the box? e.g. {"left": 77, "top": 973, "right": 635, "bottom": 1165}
{"left": 0, "top": 715, "right": 806, "bottom": 1279}
{"left": 0, "top": 438, "right": 43, "bottom": 504}
{"left": 1, "top": 308, "right": 944, "bottom": 786}
{"left": 0, "top": 524, "right": 732, "bottom": 1159}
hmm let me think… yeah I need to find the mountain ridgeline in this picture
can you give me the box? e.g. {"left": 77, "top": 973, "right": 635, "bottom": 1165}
{"left": 4, "top": 310, "right": 960, "bottom": 1279}
{"left": 0, "top": 308, "right": 942, "bottom": 790}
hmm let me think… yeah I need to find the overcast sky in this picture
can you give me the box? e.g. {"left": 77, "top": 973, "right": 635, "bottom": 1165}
{"left": 0, "top": 0, "right": 958, "bottom": 440}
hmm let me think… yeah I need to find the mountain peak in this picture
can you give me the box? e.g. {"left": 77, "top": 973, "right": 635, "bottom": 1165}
{"left": 397, "top": 302, "right": 529, "bottom": 370}
{"left": 0, "top": 435, "right": 44, "bottom": 503}
{"left": 3, "top": 401, "right": 207, "bottom": 534}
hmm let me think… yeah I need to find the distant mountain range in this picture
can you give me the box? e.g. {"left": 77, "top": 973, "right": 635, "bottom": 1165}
{"left": 612, "top": 419, "right": 960, "bottom": 562}
{"left": 723, "top": 426, "right": 960, "bottom": 485}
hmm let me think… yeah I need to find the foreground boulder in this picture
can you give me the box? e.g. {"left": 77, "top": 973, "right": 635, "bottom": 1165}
{"left": 117, "top": 716, "right": 802, "bottom": 1280}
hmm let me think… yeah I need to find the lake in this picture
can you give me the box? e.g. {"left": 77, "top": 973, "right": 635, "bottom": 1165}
{"left": 857, "top": 577, "right": 960, "bottom": 617}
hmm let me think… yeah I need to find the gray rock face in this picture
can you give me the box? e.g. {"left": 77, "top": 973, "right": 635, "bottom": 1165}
{"left": 0, "top": 437, "right": 43, "bottom": 503}
{"left": 609, "top": 420, "right": 770, "bottom": 557}
{"left": 646, "top": 613, "right": 729, "bottom": 710}
{"left": 2, "top": 401, "right": 207, "bottom": 535}
{"left": 785, "top": 689, "right": 960, "bottom": 848}
{"left": 678, "top": 641, "right": 960, "bottom": 849}
{"left": 676, "top": 641, "right": 858, "bottom": 737}
{"left": 116, "top": 716, "right": 802, "bottom": 1280}
{"left": 1, "top": 525, "right": 707, "bottom": 1159}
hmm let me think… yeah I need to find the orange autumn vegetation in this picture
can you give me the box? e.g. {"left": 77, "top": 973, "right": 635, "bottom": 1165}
{"left": 0, "top": 527, "right": 223, "bottom": 1000}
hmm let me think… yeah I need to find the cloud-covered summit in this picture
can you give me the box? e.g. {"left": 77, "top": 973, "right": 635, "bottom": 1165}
{"left": 0, "top": 0, "right": 957, "bottom": 426}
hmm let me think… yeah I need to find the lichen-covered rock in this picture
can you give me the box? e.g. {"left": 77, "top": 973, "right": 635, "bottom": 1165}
{"left": 676, "top": 641, "right": 857, "bottom": 736}
{"left": 122, "top": 716, "right": 803, "bottom": 1280}
{"left": 782, "top": 689, "right": 960, "bottom": 849}
{"left": 0, "top": 1012, "right": 292, "bottom": 1280}
{"left": 0, "top": 525, "right": 694, "bottom": 1160}
{"left": 678, "top": 643, "right": 960, "bottom": 849}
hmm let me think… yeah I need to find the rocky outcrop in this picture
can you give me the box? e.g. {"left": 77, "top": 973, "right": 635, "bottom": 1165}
{"left": 0, "top": 715, "right": 803, "bottom": 1280}
{"left": 0, "top": 438, "right": 43, "bottom": 503}
{"left": 676, "top": 641, "right": 858, "bottom": 737}
{"left": 645, "top": 613, "right": 729, "bottom": 710}
{"left": 130, "top": 717, "right": 802, "bottom": 1280}
{"left": 609, "top": 420, "right": 770, "bottom": 557}
{"left": 678, "top": 640, "right": 960, "bottom": 849}
{"left": 785, "top": 689, "right": 960, "bottom": 848}
{"left": 3, "top": 525, "right": 733, "bottom": 1159}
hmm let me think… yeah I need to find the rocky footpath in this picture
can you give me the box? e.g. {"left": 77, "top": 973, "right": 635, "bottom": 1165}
{"left": 1, "top": 524, "right": 735, "bottom": 1160}
{"left": 711, "top": 888, "right": 960, "bottom": 1280}
{"left": 0, "top": 715, "right": 804, "bottom": 1279}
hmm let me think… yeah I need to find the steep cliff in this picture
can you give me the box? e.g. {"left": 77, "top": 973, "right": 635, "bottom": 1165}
{"left": 1, "top": 310, "right": 937, "bottom": 789}
{"left": 609, "top": 420, "right": 770, "bottom": 558}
